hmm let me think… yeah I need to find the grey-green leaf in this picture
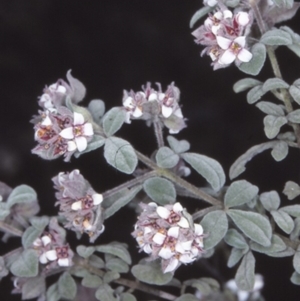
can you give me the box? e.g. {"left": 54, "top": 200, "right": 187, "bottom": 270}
{"left": 271, "top": 140, "right": 289, "bottom": 161}
{"left": 262, "top": 78, "right": 289, "bottom": 92}
{"left": 131, "top": 261, "right": 173, "bottom": 285}
{"left": 238, "top": 43, "right": 266, "bottom": 76}
{"left": 6, "top": 185, "right": 37, "bottom": 207}
{"left": 293, "top": 247, "right": 300, "bottom": 274}
{"left": 190, "top": 6, "right": 213, "bottom": 28}
{"left": 246, "top": 85, "right": 265, "bottom": 104}
{"left": 22, "top": 277, "right": 46, "bottom": 300}
{"left": 95, "top": 284, "right": 118, "bottom": 301}
{"left": 120, "top": 293, "right": 137, "bottom": 301}
{"left": 74, "top": 134, "right": 106, "bottom": 157}
{"left": 280, "top": 205, "right": 300, "bottom": 217}
{"left": 260, "top": 190, "right": 280, "bottom": 211}
{"left": 82, "top": 273, "right": 103, "bottom": 288}
{"left": 287, "top": 109, "right": 300, "bottom": 123}
{"left": 167, "top": 136, "right": 190, "bottom": 153}
{"left": 46, "top": 284, "right": 60, "bottom": 301}
{"left": 181, "top": 153, "right": 225, "bottom": 192}
{"left": 88, "top": 99, "right": 106, "bottom": 123}
{"left": 250, "top": 234, "right": 286, "bottom": 253}
{"left": 260, "top": 29, "right": 293, "bottom": 45}
{"left": 201, "top": 210, "right": 228, "bottom": 249}
{"left": 103, "top": 107, "right": 126, "bottom": 136}
{"left": 227, "top": 247, "right": 245, "bottom": 268}
{"left": 283, "top": 181, "right": 300, "bottom": 200}
{"left": 104, "top": 185, "right": 142, "bottom": 219}
{"left": 224, "top": 180, "right": 259, "bottom": 208}
{"left": 291, "top": 271, "right": 300, "bottom": 285}
{"left": 104, "top": 137, "right": 137, "bottom": 174}
{"left": 233, "top": 78, "right": 262, "bottom": 93}
{"left": 235, "top": 251, "right": 255, "bottom": 291}
{"left": 156, "top": 147, "right": 180, "bottom": 168}
{"left": 263, "top": 115, "right": 287, "bottom": 139}
{"left": 96, "top": 243, "right": 131, "bottom": 265}
{"left": 273, "top": 0, "right": 293, "bottom": 8}
{"left": 10, "top": 249, "right": 39, "bottom": 277}
{"left": 103, "top": 270, "right": 120, "bottom": 283}
{"left": 271, "top": 210, "right": 295, "bottom": 234}
{"left": 76, "top": 245, "right": 95, "bottom": 258}
{"left": 22, "top": 226, "right": 43, "bottom": 249}
{"left": 227, "top": 209, "right": 272, "bottom": 246}
{"left": 58, "top": 272, "right": 77, "bottom": 300}
{"left": 106, "top": 257, "right": 129, "bottom": 273}
{"left": 143, "top": 177, "right": 176, "bottom": 205}
{"left": 289, "top": 85, "right": 300, "bottom": 105}
{"left": 30, "top": 216, "right": 49, "bottom": 231}
{"left": 256, "top": 101, "right": 285, "bottom": 116}
{"left": 224, "top": 229, "right": 248, "bottom": 249}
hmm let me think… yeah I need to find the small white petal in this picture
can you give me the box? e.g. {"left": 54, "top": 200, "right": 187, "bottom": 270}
{"left": 164, "top": 258, "right": 179, "bottom": 273}
{"left": 162, "top": 105, "right": 173, "bottom": 118}
{"left": 83, "top": 220, "right": 92, "bottom": 230}
{"left": 60, "top": 127, "right": 74, "bottom": 139}
{"left": 152, "top": 232, "right": 166, "bottom": 245}
{"left": 177, "top": 217, "right": 189, "bottom": 228}
{"left": 175, "top": 242, "right": 185, "bottom": 254}
{"left": 214, "top": 12, "right": 222, "bottom": 20}
{"left": 41, "top": 235, "right": 51, "bottom": 246}
{"left": 237, "top": 291, "right": 249, "bottom": 301}
{"left": 136, "top": 236, "right": 144, "bottom": 246}
{"left": 123, "top": 96, "right": 134, "bottom": 108}
{"left": 195, "top": 237, "right": 204, "bottom": 248}
{"left": 191, "top": 246, "right": 199, "bottom": 256}
{"left": 219, "top": 50, "right": 236, "bottom": 65}
{"left": 237, "top": 48, "right": 253, "bottom": 62}
{"left": 173, "top": 202, "right": 183, "bottom": 213}
{"left": 41, "top": 116, "right": 52, "bottom": 126}
{"left": 45, "top": 250, "right": 58, "bottom": 261}
{"left": 226, "top": 279, "right": 238, "bottom": 292}
{"left": 167, "top": 226, "right": 179, "bottom": 238}
{"left": 148, "top": 202, "right": 158, "bottom": 208}
{"left": 144, "top": 226, "right": 152, "bottom": 234}
{"left": 216, "top": 36, "right": 232, "bottom": 50}
{"left": 204, "top": 18, "right": 213, "bottom": 28}
{"left": 253, "top": 275, "right": 264, "bottom": 290}
{"left": 223, "top": 10, "right": 233, "bottom": 19}
{"left": 194, "top": 224, "right": 204, "bottom": 236}
{"left": 75, "top": 136, "right": 88, "bottom": 152}
{"left": 158, "top": 247, "right": 174, "bottom": 260}
{"left": 132, "top": 107, "right": 143, "bottom": 118}
{"left": 124, "top": 112, "right": 131, "bottom": 124}
{"left": 67, "top": 141, "right": 77, "bottom": 152}
{"left": 143, "top": 244, "right": 153, "bottom": 254}
{"left": 71, "top": 200, "right": 82, "bottom": 211}
{"left": 148, "top": 93, "right": 158, "bottom": 101}
{"left": 158, "top": 93, "right": 165, "bottom": 101}
{"left": 0, "top": 195, "right": 2, "bottom": 202}
{"left": 179, "top": 254, "right": 195, "bottom": 264}
{"left": 211, "top": 25, "right": 221, "bottom": 35}
{"left": 234, "top": 36, "right": 246, "bottom": 47}
{"left": 73, "top": 112, "right": 84, "bottom": 125}
{"left": 181, "top": 240, "right": 193, "bottom": 251}
{"left": 83, "top": 123, "right": 94, "bottom": 136}
{"left": 49, "top": 84, "right": 67, "bottom": 94}
{"left": 236, "top": 12, "right": 250, "bottom": 26}
{"left": 156, "top": 206, "right": 171, "bottom": 219}
{"left": 58, "top": 258, "right": 70, "bottom": 267}
{"left": 33, "top": 238, "right": 42, "bottom": 247}
{"left": 39, "top": 253, "right": 48, "bottom": 264}
{"left": 207, "top": 0, "right": 218, "bottom": 6}
{"left": 92, "top": 193, "right": 103, "bottom": 205}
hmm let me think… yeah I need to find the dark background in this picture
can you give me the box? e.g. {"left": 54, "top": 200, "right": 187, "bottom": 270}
{"left": 1, "top": 0, "right": 300, "bottom": 300}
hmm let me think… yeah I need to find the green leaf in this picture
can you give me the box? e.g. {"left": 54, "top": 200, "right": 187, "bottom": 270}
{"left": 260, "top": 29, "right": 293, "bottom": 45}
{"left": 103, "top": 270, "right": 120, "bottom": 283}
{"left": 181, "top": 153, "right": 225, "bottom": 192}
{"left": 262, "top": 78, "right": 289, "bottom": 92}
{"left": 227, "top": 248, "right": 246, "bottom": 268}
{"left": 0, "top": 257, "right": 8, "bottom": 279}
{"left": 184, "top": 279, "right": 211, "bottom": 295}
{"left": 22, "top": 226, "right": 43, "bottom": 249}
{"left": 283, "top": 181, "right": 300, "bottom": 200}
{"left": 256, "top": 101, "right": 285, "bottom": 116}
{"left": 293, "top": 247, "right": 300, "bottom": 274}
{"left": 291, "top": 271, "right": 300, "bottom": 285}
{"left": 201, "top": 210, "right": 228, "bottom": 249}
{"left": 224, "top": 180, "right": 259, "bottom": 208}
{"left": 224, "top": 229, "right": 248, "bottom": 249}
{"left": 46, "top": 284, "right": 60, "bottom": 301}
{"left": 250, "top": 234, "right": 286, "bottom": 253}
{"left": 106, "top": 257, "right": 129, "bottom": 273}
{"left": 88, "top": 99, "right": 106, "bottom": 123}
{"left": 10, "top": 249, "right": 39, "bottom": 277}
{"left": 103, "top": 107, "right": 126, "bottom": 136}
{"left": 156, "top": 147, "right": 180, "bottom": 168}
{"left": 175, "top": 294, "right": 199, "bottom": 301}
{"left": 227, "top": 209, "right": 272, "bottom": 246}
{"left": 30, "top": 216, "right": 49, "bottom": 231}
{"left": 96, "top": 243, "right": 131, "bottom": 265}
{"left": 74, "top": 134, "right": 106, "bottom": 157}
{"left": 190, "top": 6, "right": 213, "bottom": 28}
{"left": 289, "top": 84, "right": 300, "bottom": 105}
{"left": 58, "top": 272, "right": 77, "bottom": 300}
{"left": 273, "top": 0, "right": 293, "bottom": 8}
{"left": 167, "top": 136, "right": 190, "bottom": 153}
{"left": 0, "top": 203, "right": 10, "bottom": 220}
{"left": 287, "top": 109, "right": 300, "bottom": 123}
{"left": 263, "top": 115, "right": 287, "bottom": 139}
{"left": 6, "top": 185, "right": 37, "bottom": 207}
{"left": 246, "top": 85, "right": 264, "bottom": 104}
{"left": 95, "top": 284, "right": 118, "bottom": 301}
{"left": 235, "top": 251, "right": 255, "bottom": 291}
{"left": 104, "top": 185, "right": 142, "bottom": 219}
{"left": 266, "top": 247, "right": 295, "bottom": 257}
{"left": 77, "top": 245, "right": 95, "bottom": 258}
{"left": 260, "top": 190, "right": 280, "bottom": 211}
{"left": 290, "top": 217, "right": 300, "bottom": 240}
{"left": 143, "top": 177, "right": 176, "bottom": 205}
{"left": 104, "top": 137, "right": 138, "bottom": 174}
{"left": 120, "top": 293, "right": 137, "bottom": 301}
{"left": 233, "top": 78, "right": 262, "bottom": 93}
{"left": 131, "top": 261, "right": 173, "bottom": 285}
{"left": 22, "top": 277, "right": 46, "bottom": 300}
{"left": 271, "top": 140, "right": 289, "bottom": 161}
{"left": 271, "top": 210, "right": 294, "bottom": 234}
{"left": 280, "top": 204, "right": 300, "bottom": 217}
{"left": 82, "top": 273, "right": 103, "bottom": 288}
{"left": 89, "top": 254, "right": 105, "bottom": 269}
{"left": 238, "top": 43, "right": 266, "bottom": 76}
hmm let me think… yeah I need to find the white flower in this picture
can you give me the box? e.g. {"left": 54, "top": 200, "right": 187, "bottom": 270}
{"left": 203, "top": 0, "right": 218, "bottom": 7}
{"left": 235, "top": 12, "right": 250, "bottom": 26}
{"left": 59, "top": 112, "right": 94, "bottom": 152}
{"left": 217, "top": 36, "right": 253, "bottom": 65}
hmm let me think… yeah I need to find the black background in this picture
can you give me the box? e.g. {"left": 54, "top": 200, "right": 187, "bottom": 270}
{"left": 1, "top": 0, "right": 300, "bottom": 300}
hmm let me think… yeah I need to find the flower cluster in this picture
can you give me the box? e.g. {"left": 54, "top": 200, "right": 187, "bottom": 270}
{"left": 32, "top": 71, "right": 93, "bottom": 161}
{"left": 122, "top": 82, "right": 186, "bottom": 134}
{"left": 32, "top": 218, "right": 73, "bottom": 268}
{"left": 192, "top": 7, "right": 253, "bottom": 69}
{"left": 52, "top": 169, "right": 105, "bottom": 242}
{"left": 132, "top": 202, "right": 205, "bottom": 273}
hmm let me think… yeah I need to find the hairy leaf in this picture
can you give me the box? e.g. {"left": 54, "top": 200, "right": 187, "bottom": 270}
{"left": 77, "top": 245, "right": 95, "bottom": 258}
{"left": 262, "top": 78, "right": 289, "bottom": 92}
{"left": 260, "top": 190, "right": 280, "bottom": 211}
{"left": 88, "top": 99, "right": 106, "bottom": 124}
{"left": 96, "top": 243, "right": 131, "bottom": 265}
{"left": 235, "top": 251, "right": 255, "bottom": 291}
{"left": 7, "top": 185, "right": 37, "bottom": 208}
{"left": 271, "top": 210, "right": 294, "bottom": 234}
{"left": 256, "top": 101, "right": 285, "bottom": 116}
{"left": 283, "top": 181, "right": 300, "bottom": 200}
{"left": 22, "top": 226, "right": 43, "bottom": 249}
{"left": 58, "top": 272, "right": 77, "bottom": 300}
{"left": 82, "top": 273, "right": 103, "bottom": 288}
{"left": 167, "top": 136, "right": 190, "bottom": 154}
{"left": 293, "top": 246, "right": 300, "bottom": 274}
{"left": 10, "top": 249, "right": 39, "bottom": 277}
{"left": 271, "top": 140, "right": 289, "bottom": 161}
{"left": 250, "top": 234, "right": 286, "bottom": 253}
{"left": 263, "top": 115, "right": 287, "bottom": 139}
{"left": 156, "top": 147, "right": 180, "bottom": 168}
{"left": 227, "top": 247, "right": 245, "bottom": 268}
{"left": 260, "top": 28, "right": 292, "bottom": 45}
{"left": 95, "top": 284, "right": 118, "bottom": 301}
{"left": 233, "top": 78, "right": 262, "bottom": 93}
{"left": 246, "top": 85, "right": 265, "bottom": 104}
{"left": 22, "top": 277, "right": 46, "bottom": 300}
{"left": 190, "top": 6, "right": 213, "bottom": 28}
{"left": 103, "top": 107, "right": 126, "bottom": 136}
{"left": 291, "top": 271, "right": 300, "bottom": 285}
{"left": 74, "top": 134, "right": 106, "bottom": 158}
{"left": 287, "top": 109, "right": 300, "bottom": 123}
{"left": 280, "top": 205, "right": 300, "bottom": 217}
{"left": 224, "top": 229, "right": 248, "bottom": 249}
